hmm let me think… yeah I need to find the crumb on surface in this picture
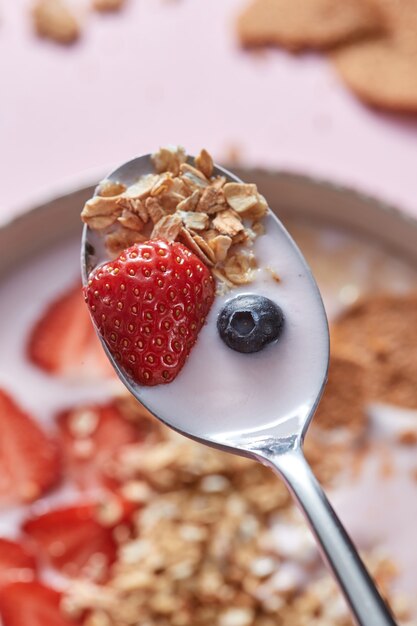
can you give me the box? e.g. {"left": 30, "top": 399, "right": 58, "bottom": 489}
{"left": 92, "top": 0, "right": 126, "bottom": 11}
{"left": 32, "top": 0, "right": 80, "bottom": 44}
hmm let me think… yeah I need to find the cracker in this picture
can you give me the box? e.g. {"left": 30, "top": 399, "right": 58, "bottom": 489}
{"left": 237, "top": 0, "right": 383, "bottom": 52}
{"left": 333, "top": 44, "right": 417, "bottom": 112}
{"left": 331, "top": 293, "right": 417, "bottom": 408}
{"left": 332, "top": 1, "right": 417, "bottom": 112}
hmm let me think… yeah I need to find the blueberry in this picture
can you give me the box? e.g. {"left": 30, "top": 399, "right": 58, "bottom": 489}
{"left": 217, "top": 294, "right": 284, "bottom": 354}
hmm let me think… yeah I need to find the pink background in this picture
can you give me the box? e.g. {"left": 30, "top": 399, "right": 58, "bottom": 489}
{"left": 1, "top": 0, "right": 417, "bottom": 219}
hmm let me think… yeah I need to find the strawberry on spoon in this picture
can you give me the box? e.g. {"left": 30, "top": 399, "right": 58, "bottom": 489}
{"left": 84, "top": 239, "right": 215, "bottom": 386}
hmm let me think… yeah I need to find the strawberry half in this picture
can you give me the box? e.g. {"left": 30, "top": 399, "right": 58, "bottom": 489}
{"left": 84, "top": 239, "right": 215, "bottom": 386}
{"left": 23, "top": 499, "right": 132, "bottom": 581}
{"left": 0, "top": 538, "right": 37, "bottom": 587}
{"left": 57, "top": 401, "right": 150, "bottom": 488}
{"left": 0, "top": 582, "right": 80, "bottom": 626}
{"left": 0, "top": 389, "right": 61, "bottom": 506}
{"left": 28, "top": 283, "right": 114, "bottom": 379}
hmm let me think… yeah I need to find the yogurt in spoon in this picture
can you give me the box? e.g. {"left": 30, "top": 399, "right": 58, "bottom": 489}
{"left": 82, "top": 146, "right": 328, "bottom": 446}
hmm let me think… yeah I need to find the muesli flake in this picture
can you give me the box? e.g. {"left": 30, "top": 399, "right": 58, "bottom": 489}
{"left": 82, "top": 146, "right": 273, "bottom": 290}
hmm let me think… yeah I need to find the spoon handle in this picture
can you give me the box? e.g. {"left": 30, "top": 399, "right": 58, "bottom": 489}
{"left": 265, "top": 446, "right": 397, "bottom": 626}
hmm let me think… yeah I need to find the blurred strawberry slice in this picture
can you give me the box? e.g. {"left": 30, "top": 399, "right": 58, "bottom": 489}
{"left": 0, "top": 538, "right": 37, "bottom": 587}
{"left": 27, "top": 283, "right": 114, "bottom": 379}
{"left": 0, "top": 581, "right": 80, "bottom": 626}
{"left": 0, "top": 389, "right": 61, "bottom": 506}
{"left": 23, "top": 499, "right": 132, "bottom": 581}
{"left": 57, "top": 402, "right": 144, "bottom": 488}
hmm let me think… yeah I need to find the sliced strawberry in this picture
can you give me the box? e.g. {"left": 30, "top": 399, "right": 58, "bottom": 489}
{"left": 0, "top": 538, "right": 37, "bottom": 587}
{"left": 0, "top": 581, "right": 80, "bottom": 626}
{"left": 84, "top": 239, "right": 215, "bottom": 386}
{"left": 27, "top": 283, "right": 114, "bottom": 379}
{"left": 56, "top": 401, "right": 151, "bottom": 488}
{"left": 22, "top": 499, "right": 131, "bottom": 581}
{"left": 0, "top": 389, "right": 61, "bottom": 506}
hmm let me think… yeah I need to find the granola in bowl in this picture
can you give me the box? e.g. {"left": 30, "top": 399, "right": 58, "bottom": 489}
{"left": 60, "top": 396, "right": 412, "bottom": 626}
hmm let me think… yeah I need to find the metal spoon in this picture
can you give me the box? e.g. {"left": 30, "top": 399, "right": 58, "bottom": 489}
{"left": 82, "top": 155, "right": 396, "bottom": 626}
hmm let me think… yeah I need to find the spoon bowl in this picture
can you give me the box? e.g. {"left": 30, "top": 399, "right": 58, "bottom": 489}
{"left": 82, "top": 154, "right": 396, "bottom": 626}
{"left": 82, "top": 155, "right": 329, "bottom": 455}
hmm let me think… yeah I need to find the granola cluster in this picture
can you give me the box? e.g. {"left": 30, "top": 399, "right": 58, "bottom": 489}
{"left": 81, "top": 146, "right": 268, "bottom": 293}
{"left": 62, "top": 394, "right": 410, "bottom": 626}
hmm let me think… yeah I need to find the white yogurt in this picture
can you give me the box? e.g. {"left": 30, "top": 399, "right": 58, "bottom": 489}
{"left": 137, "top": 212, "right": 329, "bottom": 447}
